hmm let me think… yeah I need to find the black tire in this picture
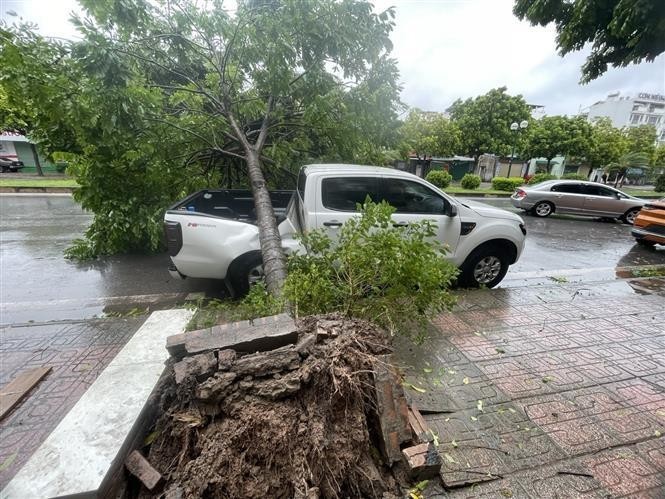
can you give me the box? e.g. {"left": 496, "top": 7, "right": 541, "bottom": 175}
{"left": 531, "top": 201, "right": 554, "bottom": 218}
{"left": 228, "top": 252, "right": 264, "bottom": 297}
{"left": 622, "top": 208, "right": 640, "bottom": 225}
{"left": 458, "top": 245, "right": 510, "bottom": 289}
{"left": 636, "top": 238, "right": 656, "bottom": 247}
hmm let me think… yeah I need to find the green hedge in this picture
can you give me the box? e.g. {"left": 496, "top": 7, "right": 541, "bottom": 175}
{"left": 460, "top": 173, "right": 481, "bottom": 190}
{"left": 491, "top": 176, "right": 524, "bottom": 191}
{"left": 528, "top": 173, "right": 556, "bottom": 185}
{"left": 426, "top": 170, "right": 453, "bottom": 189}
{"left": 656, "top": 174, "right": 665, "bottom": 193}
{"left": 561, "top": 173, "right": 587, "bottom": 181}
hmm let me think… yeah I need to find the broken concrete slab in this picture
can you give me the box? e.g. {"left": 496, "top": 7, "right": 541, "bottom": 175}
{"left": 167, "top": 314, "right": 298, "bottom": 359}
{"left": 407, "top": 405, "right": 433, "bottom": 444}
{"left": 373, "top": 355, "right": 411, "bottom": 464}
{"left": 402, "top": 443, "right": 442, "bottom": 480}
{"left": 125, "top": 450, "right": 163, "bottom": 491}
{"left": 173, "top": 352, "right": 217, "bottom": 384}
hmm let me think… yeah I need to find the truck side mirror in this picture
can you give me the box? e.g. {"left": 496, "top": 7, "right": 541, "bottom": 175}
{"left": 448, "top": 204, "right": 458, "bottom": 217}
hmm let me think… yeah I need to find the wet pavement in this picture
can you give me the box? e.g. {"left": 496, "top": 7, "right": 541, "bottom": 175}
{"left": 396, "top": 277, "right": 665, "bottom": 497}
{"left": 0, "top": 195, "right": 216, "bottom": 487}
{"left": 1, "top": 194, "right": 664, "bottom": 492}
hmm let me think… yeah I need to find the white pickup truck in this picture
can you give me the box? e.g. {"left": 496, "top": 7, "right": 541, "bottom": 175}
{"left": 164, "top": 164, "right": 527, "bottom": 294}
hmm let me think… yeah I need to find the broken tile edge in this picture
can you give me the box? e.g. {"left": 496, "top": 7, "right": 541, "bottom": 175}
{"left": 1, "top": 308, "right": 194, "bottom": 499}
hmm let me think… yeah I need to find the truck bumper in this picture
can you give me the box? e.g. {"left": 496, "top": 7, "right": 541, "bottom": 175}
{"left": 168, "top": 265, "right": 186, "bottom": 280}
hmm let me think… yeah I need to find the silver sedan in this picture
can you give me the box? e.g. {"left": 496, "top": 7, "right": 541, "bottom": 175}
{"left": 510, "top": 180, "right": 647, "bottom": 224}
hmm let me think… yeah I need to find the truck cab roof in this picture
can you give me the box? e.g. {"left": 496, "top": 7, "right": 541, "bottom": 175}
{"left": 302, "top": 164, "right": 418, "bottom": 180}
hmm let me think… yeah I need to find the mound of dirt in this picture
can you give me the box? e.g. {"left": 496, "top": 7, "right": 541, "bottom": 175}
{"left": 139, "top": 315, "right": 411, "bottom": 499}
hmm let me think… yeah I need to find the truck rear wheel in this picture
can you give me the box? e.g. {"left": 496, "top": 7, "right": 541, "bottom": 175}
{"left": 458, "top": 245, "right": 510, "bottom": 289}
{"left": 228, "top": 252, "right": 264, "bottom": 297}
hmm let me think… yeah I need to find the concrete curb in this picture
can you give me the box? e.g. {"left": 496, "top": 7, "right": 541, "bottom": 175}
{"left": 1, "top": 308, "right": 194, "bottom": 499}
{"left": 0, "top": 186, "right": 75, "bottom": 193}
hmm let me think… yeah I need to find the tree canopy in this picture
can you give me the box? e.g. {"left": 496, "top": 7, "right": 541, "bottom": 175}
{"left": 523, "top": 115, "right": 592, "bottom": 171}
{"left": 624, "top": 124, "right": 657, "bottom": 158}
{"left": 1, "top": 0, "right": 402, "bottom": 294}
{"left": 397, "top": 109, "right": 461, "bottom": 159}
{"left": 513, "top": 0, "right": 665, "bottom": 83}
{"left": 586, "top": 117, "right": 627, "bottom": 169}
{"left": 447, "top": 87, "right": 531, "bottom": 159}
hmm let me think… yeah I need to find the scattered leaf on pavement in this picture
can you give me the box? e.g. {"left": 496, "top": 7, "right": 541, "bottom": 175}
{"left": 477, "top": 400, "right": 484, "bottom": 412}
{"left": 0, "top": 452, "right": 17, "bottom": 472}
{"left": 463, "top": 377, "right": 470, "bottom": 385}
{"left": 405, "top": 383, "right": 427, "bottom": 393}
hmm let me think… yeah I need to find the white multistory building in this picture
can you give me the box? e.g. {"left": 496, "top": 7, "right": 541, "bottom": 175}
{"left": 582, "top": 91, "right": 665, "bottom": 143}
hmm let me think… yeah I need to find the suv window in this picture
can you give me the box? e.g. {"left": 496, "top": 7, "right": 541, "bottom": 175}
{"left": 551, "top": 183, "right": 582, "bottom": 194}
{"left": 380, "top": 178, "right": 447, "bottom": 214}
{"left": 321, "top": 177, "right": 379, "bottom": 211}
{"left": 582, "top": 185, "right": 615, "bottom": 197}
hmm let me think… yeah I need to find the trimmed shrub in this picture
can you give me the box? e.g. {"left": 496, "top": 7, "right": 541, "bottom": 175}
{"left": 528, "top": 173, "right": 557, "bottom": 185}
{"left": 561, "top": 173, "right": 587, "bottom": 181}
{"left": 655, "top": 174, "right": 665, "bottom": 193}
{"left": 460, "top": 173, "right": 481, "bottom": 190}
{"left": 492, "top": 176, "right": 525, "bottom": 192}
{"left": 425, "top": 170, "right": 452, "bottom": 189}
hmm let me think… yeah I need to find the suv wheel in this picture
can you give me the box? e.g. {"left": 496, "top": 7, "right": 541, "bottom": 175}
{"left": 458, "top": 245, "right": 510, "bottom": 288}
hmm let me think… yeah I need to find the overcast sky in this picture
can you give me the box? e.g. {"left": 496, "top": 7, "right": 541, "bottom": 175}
{"left": 2, "top": 0, "right": 664, "bottom": 116}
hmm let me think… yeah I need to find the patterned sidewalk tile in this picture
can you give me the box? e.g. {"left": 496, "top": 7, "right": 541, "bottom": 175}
{"left": 0, "top": 317, "right": 145, "bottom": 488}
{"left": 393, "top": 280, "right": 665, "bottom": 498}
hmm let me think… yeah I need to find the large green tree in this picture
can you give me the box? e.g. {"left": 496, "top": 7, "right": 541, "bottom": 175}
{"left": 514, "top": 0, "right": 665, "bottom": 82}
{"left": 523, "top": 115, "right": 592, "bottom": 172}
{"left": 398, "top": 108, "right": 461, "bottom": 159}
{"left": 2, "top": 0, "right": 401, "bottom": 295}
{"left": 447, "top": 87, "right": 531, "bottom": 160}
{"left": 587, "top": 117, "right": 627, "bottom": 169}
{"left": 624, "top": 124, "right": 657, "bottom": 158}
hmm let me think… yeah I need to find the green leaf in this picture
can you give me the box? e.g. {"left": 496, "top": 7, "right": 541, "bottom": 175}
{"left": 405, "top": 383, "right": 427, "bottom": 393}
{"left": 0, "top": 452, "right": 18, "bottom": 472}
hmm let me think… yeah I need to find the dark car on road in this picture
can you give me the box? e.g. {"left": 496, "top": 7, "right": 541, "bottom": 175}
{"left": 0, "top": 157, "right": 25, "bottom": 173}
{"left": 511, "top": 180, "right": 646, "bottom": 224}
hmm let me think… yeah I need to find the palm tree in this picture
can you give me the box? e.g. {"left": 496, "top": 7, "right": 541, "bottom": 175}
{"left": 605, "top": 152, "right": 651, "bottom": 188}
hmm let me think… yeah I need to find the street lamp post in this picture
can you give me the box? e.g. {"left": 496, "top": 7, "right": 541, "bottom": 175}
{"left": 507, "top": 120, "right": 528, "bottom": 177}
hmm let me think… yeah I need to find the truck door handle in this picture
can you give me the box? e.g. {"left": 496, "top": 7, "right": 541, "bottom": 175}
{"left": 392, "top": 221, "right": 409, "bottom": 227}
{"left": 323, "top": 221, "right": 343, "bottom": 227}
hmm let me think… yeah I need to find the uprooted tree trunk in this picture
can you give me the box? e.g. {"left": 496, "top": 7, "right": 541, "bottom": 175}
{"left": 225, "top": 103, "right": 288, "bottom": 296}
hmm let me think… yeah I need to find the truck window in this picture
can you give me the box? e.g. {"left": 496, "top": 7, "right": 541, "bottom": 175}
{"left": 321, "top": 177, "right": 379, "bottom": 211}
{"left": 380, "top": 178, "right": 447, "bottom": 214}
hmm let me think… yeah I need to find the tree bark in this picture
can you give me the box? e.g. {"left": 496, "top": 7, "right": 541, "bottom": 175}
{"left": 245, "top": 149, "right": 288, "bottom": 295}
{"left": 546, "top": 158, "right": 552, "bottom": 173}
{"left": 30, "top": 143, "right": 44, "bottom": 176}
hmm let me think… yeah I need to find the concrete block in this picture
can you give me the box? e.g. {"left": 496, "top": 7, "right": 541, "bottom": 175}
{"left": 402, "top": 442, "right": 442, "bottom": 479}
{"left": 125, "top": 450, "right": 163, "bottom": 491}
{"left": 166, "top": 314, "right": 298, "bottom": 359}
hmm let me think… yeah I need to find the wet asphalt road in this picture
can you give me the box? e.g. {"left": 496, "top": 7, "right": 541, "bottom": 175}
{"left": 1, "top": 194, "right": 664, "bottom": 325}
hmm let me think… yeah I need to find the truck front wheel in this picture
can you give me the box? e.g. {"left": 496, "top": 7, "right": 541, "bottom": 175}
{"left": 458, "top": 245, "right": 510, "bottom": 288}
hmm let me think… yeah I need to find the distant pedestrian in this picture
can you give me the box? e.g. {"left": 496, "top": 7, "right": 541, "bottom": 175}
{"left": 601, "top": 173, "right": 607, "bottom": 184}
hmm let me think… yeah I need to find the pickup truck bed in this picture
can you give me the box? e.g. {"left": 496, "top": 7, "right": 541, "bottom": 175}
{"left": 169, "top": 189, "right": 294, "bottom": 222}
